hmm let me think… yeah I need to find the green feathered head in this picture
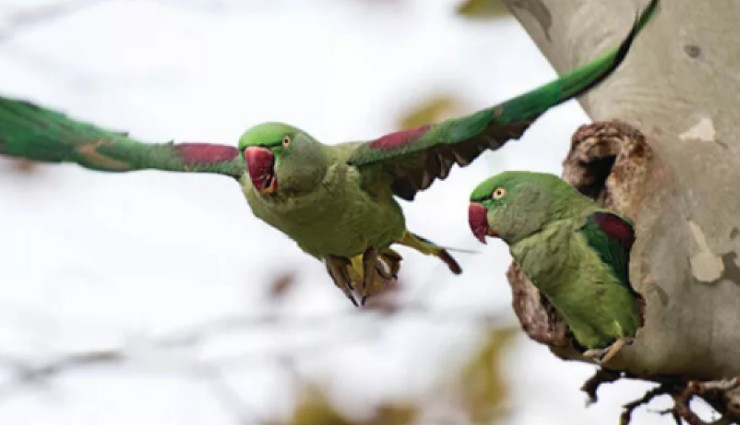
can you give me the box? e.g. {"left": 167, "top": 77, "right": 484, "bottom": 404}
{"left": 468, "top": 171, "right": 579, "bottom": 244}
{"left": 238, "top": 122, "right": 328, "bottom": 197}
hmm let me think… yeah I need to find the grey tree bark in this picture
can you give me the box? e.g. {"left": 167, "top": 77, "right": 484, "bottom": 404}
{"left": 502, "top": 0, "right": 740, "bottom": 420}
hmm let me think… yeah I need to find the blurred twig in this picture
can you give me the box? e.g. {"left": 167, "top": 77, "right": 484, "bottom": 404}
{"left": 0, "top": 307, "right": 510, "bottom": 369}
{"left": 0, "top": 305, "right": 512, "bottom": 424}
{"left": 0, "top": 349, "right": 124, "bottom": 401}
{"left": 200, "top": 365, "right": 277, "bottom": 425}
{"left": 0, "top": 0, "right": 102, "bottom": 42}
{"left": 157, "top": 305, "right": 510, "bottom": 348}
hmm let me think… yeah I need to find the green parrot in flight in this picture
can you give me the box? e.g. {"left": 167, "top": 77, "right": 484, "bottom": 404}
{"left": 468, "top": 171, "right": 642, "bottom": 363}
{"left": 0, "top": 0, "right": 656, "bottom": 306}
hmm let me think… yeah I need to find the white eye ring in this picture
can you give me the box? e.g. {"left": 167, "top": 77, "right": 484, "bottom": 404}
{"left": 492, "top": 187, "right": 506, "bottom": 200}
{"left": 282, "top": 135, "right": 291, "bottom": 147}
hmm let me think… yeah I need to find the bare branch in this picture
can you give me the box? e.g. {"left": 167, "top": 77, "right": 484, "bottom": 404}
{"left": 581, "top": 368, "right": 622, "bottom": 405}
{"left": 612, "top": 377, "right": 740, "bottom": 425}
{"left": 620, "top": 383, "right": 670, "bottom": 425}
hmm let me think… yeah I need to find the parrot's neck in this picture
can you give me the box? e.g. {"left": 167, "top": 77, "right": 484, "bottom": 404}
{"left": 546, "top": 192, "right": 593, "bottom": 222}
{"left": 509, "top": 219, "right": 577, "bottom": 294}
{"left": 270, "top": 143, "right": 334, "bottom": 199}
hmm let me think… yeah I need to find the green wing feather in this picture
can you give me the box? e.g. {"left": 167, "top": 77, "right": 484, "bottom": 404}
{"left": 349, "top": 0, "right": 658, "bottom": 200}
{"left": 0, "top": 97, "right": 246, "bottom": 178}
{"left": 579, "top": 212, "right": 635, "bottom": 288}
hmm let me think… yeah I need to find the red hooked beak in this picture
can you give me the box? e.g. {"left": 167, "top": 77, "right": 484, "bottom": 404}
{"left": 244, "top": 147, "right": 277, "bottom": 195}
{"left": 468, "top": 202, "right": 496, "bottom": 244}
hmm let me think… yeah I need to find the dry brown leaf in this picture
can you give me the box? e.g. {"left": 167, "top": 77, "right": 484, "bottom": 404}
{"left": 456, "top": 0, "right": 510, "bottom": 21}
{"left": 289, "top": 390, "right": 417, "bottom": 425}
{"left": 461, "top": 327, "right": 516, "bottom": 424}
{"left": 398, "top": 95, "right": 463, "bottom": 130}
{"left": 268, "top": 272, "right": 296, "bottom": 299}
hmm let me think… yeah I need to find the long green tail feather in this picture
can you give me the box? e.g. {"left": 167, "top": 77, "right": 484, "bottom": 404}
{"left": 0, "top": 98, "right": 246, "bottom": 177}
{"left": 495, "top": 0, "right": 658, "bottom": 122}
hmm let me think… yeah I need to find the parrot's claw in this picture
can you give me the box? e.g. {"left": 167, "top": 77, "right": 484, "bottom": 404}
{"left": 339, "top": 284, "right": 359, "bottom": 307}
{"left": 583, "top": 338, "right": 634, "bottom": 364}
{"left": 583, "top": 348, "right": 609, "bottom": 364}
{"left": 326, "top": 256, "right": 358, "bottom": 307}
{"left": 326, "top": 249, "right": 403, "bottom": 307}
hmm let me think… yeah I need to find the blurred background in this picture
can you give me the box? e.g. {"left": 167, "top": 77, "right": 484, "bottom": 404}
{"left": 0, "top": 1, "right": 676, "bottom": 424}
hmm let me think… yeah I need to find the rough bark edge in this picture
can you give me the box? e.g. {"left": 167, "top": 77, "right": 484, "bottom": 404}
{"left": 505, "top": 263, "right": 570, "bottom": 347}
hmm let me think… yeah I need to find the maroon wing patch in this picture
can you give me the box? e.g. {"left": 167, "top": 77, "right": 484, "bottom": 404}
{"left": 593, "top": 212, "right": 635, "bottom": 249}
{"left": 175, "top": 143, "right": 240, "bottom": 165}
{"left": 369, "top": 125, "right": 431, "bottom": 150}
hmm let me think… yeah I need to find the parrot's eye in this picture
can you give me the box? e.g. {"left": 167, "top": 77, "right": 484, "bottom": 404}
{"left": 492, "top": 187, "right": 506, "bottom": 200}
{"left": 282, "top": 135, "right": 292, "bottom": 148}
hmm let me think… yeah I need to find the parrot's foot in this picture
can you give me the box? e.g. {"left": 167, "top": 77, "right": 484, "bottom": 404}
{"left": 583, "top": 338, "right": 634, "bottom": 364}
{"left": 357, "top": 248, "right": 403, "bottom": 305}
{"left": 325, "top": 256, "right": 358, "bottom": 307}
{"left": 397, "top": 231, "right": 462, "bottom": 274}
{"left": 326, "top": 250, "right": 403, "bottom": 307}
{"left": 376, "top": 248, "right": 402, "bottom": 280}
{"left": 361, "top": 248, "right": 379, "bottom": 304}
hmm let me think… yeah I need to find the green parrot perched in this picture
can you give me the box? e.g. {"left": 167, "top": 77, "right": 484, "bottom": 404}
{"left": 468, "top": 171, "right": 642, "bottom": 363}
{"left": 0, "top": 0, "right": 657, "bottom": 306}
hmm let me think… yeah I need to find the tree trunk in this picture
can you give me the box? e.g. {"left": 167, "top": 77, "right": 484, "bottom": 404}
{"left": 502, "top": 0, "right": 740, "bottom": 417}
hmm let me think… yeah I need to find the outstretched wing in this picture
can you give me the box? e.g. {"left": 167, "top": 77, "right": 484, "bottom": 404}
{"left": 0, "top": 97, "right": 246, "bottom": 178}
{"left": 579, "top": 212, "right": 635, "bottom": 287}
{"left": 349, "top": 0, "right": 657, "bottom": 200}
